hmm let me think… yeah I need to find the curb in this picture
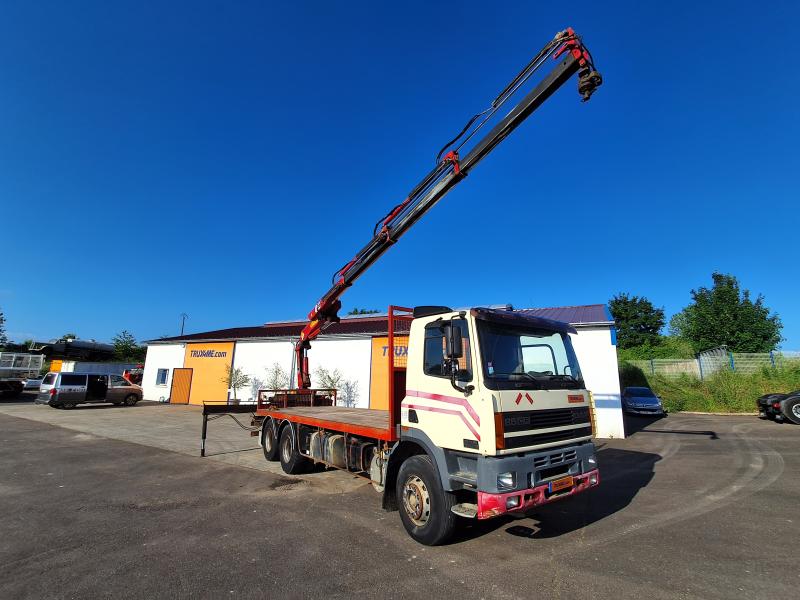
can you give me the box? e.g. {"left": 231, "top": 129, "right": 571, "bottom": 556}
{"left": 677, "top": 411, "right": 759, "bottom": 416}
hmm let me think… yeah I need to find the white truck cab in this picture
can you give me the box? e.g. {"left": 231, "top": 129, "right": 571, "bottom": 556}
{"left": 393, "top": 307, "right": 599, "bottom": 536}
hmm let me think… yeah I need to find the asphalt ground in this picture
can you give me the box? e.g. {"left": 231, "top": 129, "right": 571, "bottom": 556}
{"left": 0, "top": 396, "right": 797, "bottom": 599}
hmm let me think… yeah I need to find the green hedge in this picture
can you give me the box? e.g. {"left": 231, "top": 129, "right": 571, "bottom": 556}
{"left": 618, "top": 362, "right": 800, "bottom": 413}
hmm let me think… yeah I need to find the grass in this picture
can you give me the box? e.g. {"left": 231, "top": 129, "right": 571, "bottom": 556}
{"left": 619, "top": 361, "right": 800, "bottom": 413}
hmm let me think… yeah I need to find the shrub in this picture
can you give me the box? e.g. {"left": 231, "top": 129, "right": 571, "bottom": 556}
{"left": 617, "top": 361, "right": 800, "bottom": 413}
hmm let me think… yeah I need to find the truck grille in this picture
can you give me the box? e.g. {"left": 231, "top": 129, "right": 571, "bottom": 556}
{"left": 504, "top": 426, "right": 593, "bottom": 450}
{"left": 533, "top": 449, "right": 578, "bottom": 469}
{"left": 502, "top": 407, "right": 590, "bottom": 433}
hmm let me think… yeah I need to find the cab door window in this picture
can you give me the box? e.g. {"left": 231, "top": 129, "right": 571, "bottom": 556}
{"left": 110, "top": 375, "right": 131, "bottom": 387}
{"left": 423, "top": 319, "right": 472, "bottom": 380}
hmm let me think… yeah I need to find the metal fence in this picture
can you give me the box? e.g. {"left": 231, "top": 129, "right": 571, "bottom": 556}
{"left": 628, "top": 350, "right": 800, "bottom": 380}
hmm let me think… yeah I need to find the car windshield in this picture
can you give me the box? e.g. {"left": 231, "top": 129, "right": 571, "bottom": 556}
{"left": 477, "top": 321, "right": 583, "bottom": 390}
{"left": 628, "top": 387, "right": 656, "bottom": 397}
{"left": 42, "top": 373, "right": 56, "bottom": 385}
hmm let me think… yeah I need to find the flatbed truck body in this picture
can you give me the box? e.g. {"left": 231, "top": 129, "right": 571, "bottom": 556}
{"left": 256, "top": 306, "right": 599, "bottom": 544}
{"left": 0, "top": 352, "right": 43, "bottom": 397}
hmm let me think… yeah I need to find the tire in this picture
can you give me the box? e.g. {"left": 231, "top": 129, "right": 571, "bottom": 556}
{"left": 123, "top": 395, "right": 138, "bottom": 407}
{"left": 278, "top": 425, "right": 309, "bottom": 474}
{"left": 396, "top": 455, "right": 458, "bottom": 546}
{"left": 783, "top": 398, "right": 800, "bottom": 425}
{"left": 62, "top": 402, "right": 77, "bottom": 409}
{"left": 262, "top": 419, "right": 279, "bottom": 462}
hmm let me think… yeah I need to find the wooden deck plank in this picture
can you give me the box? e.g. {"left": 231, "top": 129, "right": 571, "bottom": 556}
{"left": 257, "top": 406, "right": 393, "bottom": 439}
{"left": 272, "top": 407, "right": 389, "bottom": 429}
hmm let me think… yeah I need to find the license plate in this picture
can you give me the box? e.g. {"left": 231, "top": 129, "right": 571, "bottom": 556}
{"left": 548, "top": 476, "right": 574, "bottom": 493}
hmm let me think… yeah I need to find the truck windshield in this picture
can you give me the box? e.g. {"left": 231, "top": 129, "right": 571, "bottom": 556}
{"left": 477, "top": 321, "right": 583, "bottom": 390}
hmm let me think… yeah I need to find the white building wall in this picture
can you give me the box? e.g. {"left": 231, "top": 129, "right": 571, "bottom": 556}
{"left": 142, "top": 344, "right": 186, "bottom": 402}
{"left": 231, "top": 337, "right": 372, "bottom": 408}
{"left": 569, "top": 326, "right": 624, "bottom": 439}
{"left": 307, "top": 338, "right": 372, "bottom": 408}
{"left": 230, "top": 340, "right": 295, "bottom": 403}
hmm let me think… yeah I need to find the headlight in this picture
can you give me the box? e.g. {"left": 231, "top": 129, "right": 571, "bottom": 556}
{"left": 497, "top": 472, "right": 516, "bottom": 490}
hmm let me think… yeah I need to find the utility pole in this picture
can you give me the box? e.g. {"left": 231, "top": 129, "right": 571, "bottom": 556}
{"left": 179, "top": 313, "right": 188, "bottom": 336}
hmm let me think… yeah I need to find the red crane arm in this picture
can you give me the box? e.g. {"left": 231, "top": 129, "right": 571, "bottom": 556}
{"left": 294, "top": 28, "right": 602, "bottom": 388}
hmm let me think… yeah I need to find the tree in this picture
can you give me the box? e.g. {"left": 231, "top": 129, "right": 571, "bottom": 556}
{"left": 249, "top": 377, "right": 265, "bottom": 403}
{"left": 112, "top": 330, "right": 146, "bottom": 362}
{"left": 671, "top": 272, "right": 782, "bottom": 353}
{"left": 264, "top": 362, "right": 290, "bottom": 389}
{"left": 346, "top": 308, "right": 380, "bottom": 315}
{"left": 314, "top": 366, "right": 360, "bottom": 407}
{"left": 60, "top": 333, "right": 78, "bottom": 341}
{"left": 0, "top": 308, "right": 7, "bottom": 347}
{"left": 339, "top": 378, "right": 360, "bottom": 408}
{"left": 608, "top": 293, "right": 665, "bottom": 349}
{"left": 222, "top": 365, "right": 250, "bottom": 402}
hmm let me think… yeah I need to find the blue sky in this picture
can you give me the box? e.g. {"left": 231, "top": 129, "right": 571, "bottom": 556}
{"left": 1, "top": 1, "right": 798, "bottom": 347}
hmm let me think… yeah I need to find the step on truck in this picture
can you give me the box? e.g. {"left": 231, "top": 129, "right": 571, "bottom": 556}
{"left": 255, "top": 28, "right": 603, "bottom": 544}
{"left": 257, "top": 306, "right": 599, "bottom": 545}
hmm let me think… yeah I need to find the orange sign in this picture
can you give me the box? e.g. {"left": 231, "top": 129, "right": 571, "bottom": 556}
{"left": 369, "top": 336, "right": 408, "bottom": 409}
{"left": 183, "top": 342, "right": 234, "bottom": 405}
{"left": 50, "top": 359, "right": 63, "bottom": 372}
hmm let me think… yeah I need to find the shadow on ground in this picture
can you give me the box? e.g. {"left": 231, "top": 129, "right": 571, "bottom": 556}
{"left": 450, "top": 446, "right": 660, "bottom": 544}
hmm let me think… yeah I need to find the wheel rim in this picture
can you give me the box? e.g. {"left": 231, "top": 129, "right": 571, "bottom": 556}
{"left": 792, "top": 404, "right": 800, "bottom": 419}
{"left": 402, "top": 475, "right": 431, "bottom": 527}
{"left": 281, "top": 434, "right": 292, "bottom": 463}
{"left": 265, "top": 424, "right": 274, "bottom": 452}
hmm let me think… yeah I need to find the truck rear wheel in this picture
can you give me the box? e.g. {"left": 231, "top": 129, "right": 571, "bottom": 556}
{"left": 396, "top": 455, "right": 457, "bottom": 546}
{"left": 262, "top": 419, "right": 279, "bottom": 461}
{"left": 279, "top": 426, "right": 309, "bottom": 475}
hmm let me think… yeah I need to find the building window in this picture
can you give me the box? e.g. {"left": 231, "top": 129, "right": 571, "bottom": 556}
{"left": 156, "top": 369, "right": 169, "bottom": 386}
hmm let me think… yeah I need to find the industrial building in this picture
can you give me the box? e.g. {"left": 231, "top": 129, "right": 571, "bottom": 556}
{"left": 143, "top": 304, "right": 624, "bottom": 438}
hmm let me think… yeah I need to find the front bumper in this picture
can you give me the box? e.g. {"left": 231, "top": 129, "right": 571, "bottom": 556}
{"left": 624, "top": 406, "right": 664, "bottom": 415}
{"left": 477, "top": 469, "right": 600, "bottom": 519}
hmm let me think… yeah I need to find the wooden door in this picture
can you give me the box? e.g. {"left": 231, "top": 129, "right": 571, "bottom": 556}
{"left": 170, "top": 368, "right": 192, "bottom": 404}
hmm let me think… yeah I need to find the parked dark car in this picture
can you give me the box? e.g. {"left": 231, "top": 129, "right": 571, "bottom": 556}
{"left": 621, "top": 386, "right": 666, "bottom": 416}
{"left": 36, "top": 372, "right": 142, "bottom": 409}
{"left": 757, "top": 390, "right": 800, "bottom": 424}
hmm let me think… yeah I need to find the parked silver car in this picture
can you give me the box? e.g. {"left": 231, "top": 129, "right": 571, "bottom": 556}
{"left": 23, "top": 376, "right": 44, "bottom": 391}
{"left": 36, "top": 372, "right": 142, "bottom": 409}
{"left": 621, "top": 386, "right": 666, "bottom": 416}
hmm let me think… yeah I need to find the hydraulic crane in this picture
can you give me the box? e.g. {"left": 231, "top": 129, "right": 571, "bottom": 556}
{"left": 294, "top": 27, "right": 601, "bottom": 389}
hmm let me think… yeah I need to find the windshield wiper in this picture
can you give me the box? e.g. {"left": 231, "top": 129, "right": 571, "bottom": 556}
{"left": 491, "top": 371, "right": 536, "bottom": 380}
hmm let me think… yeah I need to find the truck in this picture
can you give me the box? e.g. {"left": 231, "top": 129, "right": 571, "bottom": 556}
{"left": 256, "top": 28, "right": 603, "bottom": 545}
{"left": 0, "top": 352, "right": 44, "bottom": 398}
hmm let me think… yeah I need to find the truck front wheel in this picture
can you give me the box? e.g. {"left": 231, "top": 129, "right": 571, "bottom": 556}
{"left": 396, "top": 455, "right": 457, "bottom": 546}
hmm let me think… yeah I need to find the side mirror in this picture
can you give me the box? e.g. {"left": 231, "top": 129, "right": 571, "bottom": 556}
{"left": 444, "top": 324, "right": 463, "bottom": 359}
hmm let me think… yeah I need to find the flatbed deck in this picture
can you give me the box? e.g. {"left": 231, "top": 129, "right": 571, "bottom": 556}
{"left": 258, "top": 406, "right": 394, "bottom": 440}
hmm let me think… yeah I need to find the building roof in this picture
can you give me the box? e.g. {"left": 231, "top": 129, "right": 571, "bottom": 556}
{"left": 148, "top": 304, "right": 613, "bottom": 345}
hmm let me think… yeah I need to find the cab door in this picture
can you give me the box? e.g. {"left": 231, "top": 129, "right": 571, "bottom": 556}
{"left": 403, "top": 318, "right": 482, "bottom": 452}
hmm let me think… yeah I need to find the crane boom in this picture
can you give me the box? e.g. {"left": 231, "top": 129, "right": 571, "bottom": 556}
{"left": 294, "top": 27, "right": 602, "bottom": 388}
